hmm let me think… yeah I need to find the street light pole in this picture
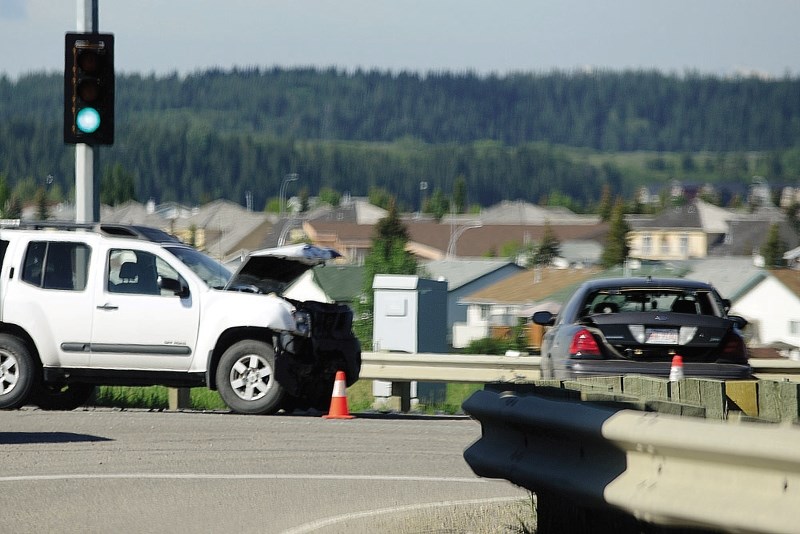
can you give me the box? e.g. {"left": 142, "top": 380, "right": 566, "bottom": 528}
{"left": 279, "top": 173, "right": 299, "bottom": 217}
{"left": 446, "top": 221, "right": 483, "bottom": 258}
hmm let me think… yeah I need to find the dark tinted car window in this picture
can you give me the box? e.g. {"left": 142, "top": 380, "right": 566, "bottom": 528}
{"left": 22, "top": 241, "right": 91, "bottom": 291}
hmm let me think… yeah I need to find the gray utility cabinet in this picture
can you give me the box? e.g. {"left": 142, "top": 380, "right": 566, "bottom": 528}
{"left": 372, "top": 274, "right": 448, "bottom": 353}
{"left": 371, "top": 275, "right": 448, "bottom": 409}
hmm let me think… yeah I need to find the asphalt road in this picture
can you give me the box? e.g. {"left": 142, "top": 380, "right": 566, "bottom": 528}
{"left": 0, "top": 407, "right": 531, "bottom": 533}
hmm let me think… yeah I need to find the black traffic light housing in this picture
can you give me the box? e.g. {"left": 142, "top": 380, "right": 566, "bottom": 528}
{"left": 64, "top": 32, "right": 114, "bottom": 145}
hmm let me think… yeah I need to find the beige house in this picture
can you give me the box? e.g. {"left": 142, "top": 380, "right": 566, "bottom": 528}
{"left": 628, "top": 199, "right": 730, "bottom": 260}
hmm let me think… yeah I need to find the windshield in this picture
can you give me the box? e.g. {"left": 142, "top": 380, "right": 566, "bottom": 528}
{"left": 164, "top": 245, "right": 232, "bottom": 289}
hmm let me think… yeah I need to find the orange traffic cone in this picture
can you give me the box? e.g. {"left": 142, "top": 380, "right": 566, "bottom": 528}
{"left": 323, "top": 370, "right": 354, "bottom": 419}
{"left": 669, "top": 354, "right": 684, "bottom": 382}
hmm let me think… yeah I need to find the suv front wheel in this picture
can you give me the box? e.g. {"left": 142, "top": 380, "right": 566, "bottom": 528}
{"left": 216, "top": 340, "right": 284, "bottom": 415}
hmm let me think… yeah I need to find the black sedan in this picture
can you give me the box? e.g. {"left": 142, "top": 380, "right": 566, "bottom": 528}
{"left": 532, "top": 277, "right": 753, "bottom": 380}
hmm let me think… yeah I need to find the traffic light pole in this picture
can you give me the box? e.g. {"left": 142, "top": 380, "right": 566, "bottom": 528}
{"left": 75, "top": 0, "right": 99, "bottom": 223}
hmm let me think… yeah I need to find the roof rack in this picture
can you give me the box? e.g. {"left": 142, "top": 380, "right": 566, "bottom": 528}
{"left": 0, "top": 220, "right": 182, "bottom": 244}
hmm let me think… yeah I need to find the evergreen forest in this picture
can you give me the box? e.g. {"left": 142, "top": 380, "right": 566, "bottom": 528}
{"left": 2, "top": 67, "right": 800, "bottom": 212}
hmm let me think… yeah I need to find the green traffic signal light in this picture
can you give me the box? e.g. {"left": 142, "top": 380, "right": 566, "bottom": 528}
{"left": 76, "top": 107, "right": 101, "bottom": 133}
{"left": 64, "top": 33, "right": 115, "bottom": 145}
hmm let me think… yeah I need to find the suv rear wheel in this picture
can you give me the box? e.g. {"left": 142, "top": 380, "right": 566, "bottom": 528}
{"left": 216, "top": 340, "right": 284, "bottom": 415}
{"left": 0, "top": 334, "right": 36, "bottom": 409}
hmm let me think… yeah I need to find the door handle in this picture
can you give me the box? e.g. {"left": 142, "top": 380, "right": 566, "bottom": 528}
{"left": 97, "top": 303, "right": 119, "bottom": 311}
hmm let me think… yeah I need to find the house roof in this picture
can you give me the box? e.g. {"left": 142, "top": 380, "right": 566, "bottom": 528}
{"left": 421, "top": 258, "right": 523, "bottom": 291}
{"left": 630, "top": 203, "right": 703, "bottom": 230}
{"left": 312, "top": 264, "right": 365, "bottom": 303}
{"left": 682, "top": 257, "right": 765, "bottom": 301}
{"left": 304, "top": 218, "right": 608, "bottom": 260}
{"left": 770, "top": 269, "right": 800, "bottom": 300}
{"left": 462, "top": 267, "right": 601, "bottom": 306}
{"left": 709, "top": 219, "right": 800, "bottom": 256}
{"left": 467, "top": 200, "right": 600, "bottom": 225}
{"left": 307, "top": 198, "right": 387, "bottom": 225}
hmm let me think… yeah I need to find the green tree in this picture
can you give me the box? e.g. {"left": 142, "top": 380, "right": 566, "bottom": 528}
{"left": 299, "top": 187, "right": 309, "bottom": 212}
{"left": 453, "top": 175, "right": 467, "bottom": 214}
{"left": 601, "top": 199, "right": 631, "bottom": 268}
{"left": 598, "top": 184, "right": 613, "bottom": 221}
{"left": 263, "top": 197, "right": 281, "bottom": 213}
{"left": 760, "top": 223, "right": 786, "bottom": 268}
{"left": 34, "top": 187, "right": 49, "bottom": 220}
{"left": 6, "top": 194, "right": 22, "bottom": 219}
{"left": 101, "top": 163, "right": 136, "bottom": 206}
{"left": 425, "top": 188, "right": 450, "bottom": 221}
{"left": 531, "top": 221, "right": 561, "bottom": 266}
{"left": 353, "top": 199, "right": 418, "bottom": 348}
{"left": 318, "top": 187, "right": 341, "bottom": 207}
{"left": 367, "top": 187, "right": 393, "bottom": 210}
{"left": 0, "top": 174, "right": 10, "bottom": 217}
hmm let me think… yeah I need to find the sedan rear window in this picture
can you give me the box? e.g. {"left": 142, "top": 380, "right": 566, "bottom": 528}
{"left": 583, "top": 289, "right": 718, "bottom": 316}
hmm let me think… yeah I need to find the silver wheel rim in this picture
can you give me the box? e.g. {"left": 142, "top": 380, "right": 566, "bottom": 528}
{"left": 229, "top": 353, "right": 274, "bottom": 401}
{"left": 0, "top": 351, "right": 19, "bottom": 396}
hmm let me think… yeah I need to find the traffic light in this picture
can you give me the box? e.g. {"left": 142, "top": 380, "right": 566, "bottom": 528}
{"left": 64, "top": 32, "right": 114, "bottom": 145}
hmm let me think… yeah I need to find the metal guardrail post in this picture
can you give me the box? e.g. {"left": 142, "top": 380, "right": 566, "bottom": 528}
{"left": 168, "top": 388, "right": 191, "bottom": 411}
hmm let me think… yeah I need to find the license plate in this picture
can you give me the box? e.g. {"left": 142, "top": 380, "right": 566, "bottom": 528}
{"left": 645, "top": 328, "right": 678, "bottom": 344}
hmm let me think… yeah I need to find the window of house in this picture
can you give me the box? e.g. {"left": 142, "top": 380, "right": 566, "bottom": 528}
{"left": 790, "top": 320, "right": 800, "bottom": 335}
{"left": 660, "top": 235, "right": 670, "bottom": 254}
{"left": 642, "top": 234, "right": 652, "bottom": 256}
{"left": 680, "top": 234, "right": 689, "bottom": 257}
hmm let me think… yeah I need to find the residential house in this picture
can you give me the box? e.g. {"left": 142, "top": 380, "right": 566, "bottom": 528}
{"left": 628, "top": 197, "right": 800, "bottom": 261}
{"left": 101, "top": 199, "right": 275, "bottom": 263}
{"left": 455, "top": 267, "right": 600, "bottom": 348}
{"left": 628, "top": 199, "right": 722, "bottom": 260}
{"left": 420, "top": 258, "right": 525, "bottom": 345}
{"left": 726, "top": 269, "right": 800, "bottom": 352}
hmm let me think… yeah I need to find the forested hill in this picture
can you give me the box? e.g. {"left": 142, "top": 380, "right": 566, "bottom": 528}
{"left": 2, "top": 68, "right": 800, "bottom": 210}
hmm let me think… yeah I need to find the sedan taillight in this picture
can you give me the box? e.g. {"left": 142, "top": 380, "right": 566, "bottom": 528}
{"left": 719, "top": 331, "right": 748, "bottom": 364}
{"left": 569, "top": 328, "right": 602, "bottom": 357}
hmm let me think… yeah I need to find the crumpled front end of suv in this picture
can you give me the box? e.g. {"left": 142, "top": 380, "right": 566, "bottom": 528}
{"left": 226, "top": 244, "right": 362, "bottom": 409}
{"left": 275, "top": 298, "right": 361, "bottom": 408}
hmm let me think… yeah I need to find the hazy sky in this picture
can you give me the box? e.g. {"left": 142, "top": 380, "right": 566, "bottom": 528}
{"left": 2, "top": 0, "right": 800, "bottom": 79}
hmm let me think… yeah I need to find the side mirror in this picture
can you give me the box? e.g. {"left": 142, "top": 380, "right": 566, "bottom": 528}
{"left": 728, "top": 314, "right": 748, "bottom": 329}
{"left": 532, "top": 310, "right": 556, "bottom": 326}
{"left": 159, "top": 276, "right": 190, "bottom": 298}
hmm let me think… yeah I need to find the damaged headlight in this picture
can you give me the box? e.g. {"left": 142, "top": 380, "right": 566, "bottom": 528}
{"left": 294, "top": 310, "right": 312, "bottom": 337}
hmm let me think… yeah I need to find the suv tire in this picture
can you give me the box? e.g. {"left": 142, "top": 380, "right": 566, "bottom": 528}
{"left": 216, "top": 340, "right": 284, "bottom": 415}
{"left": 0, "top": 334, "right": 36, "bottom": 410}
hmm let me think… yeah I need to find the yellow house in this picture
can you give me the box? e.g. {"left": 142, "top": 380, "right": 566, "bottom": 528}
{"left": 627, "top": 199, "right": 729, "bottom": 260}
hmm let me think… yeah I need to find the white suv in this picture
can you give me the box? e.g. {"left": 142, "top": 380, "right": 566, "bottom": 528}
{"left": 0, "top": 221, "right": 361, "bottom": 414}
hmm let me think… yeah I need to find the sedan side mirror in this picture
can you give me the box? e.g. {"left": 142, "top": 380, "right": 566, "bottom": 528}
{"left": 532, "top": 310, "right": 556, "bottom": 326}
{"left": 727, "top": 314, "right": 748, "bottom": 329}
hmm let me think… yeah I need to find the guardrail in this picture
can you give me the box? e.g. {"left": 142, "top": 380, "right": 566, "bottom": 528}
{"left": 167, "top": 354, "right": 800, "bottom": 410}
{"left": 356, "top": 352, "right": 800, "bottom": 413}
{"left": 462, "top": 387, "right": 800, "bottom": 534}
{"left": 359, "top": 352, "right": 542, "bottom": 382}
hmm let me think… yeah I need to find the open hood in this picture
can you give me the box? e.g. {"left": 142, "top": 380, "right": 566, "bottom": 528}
{"left": 224, "top": 244, "right": 341, "bottom": 294}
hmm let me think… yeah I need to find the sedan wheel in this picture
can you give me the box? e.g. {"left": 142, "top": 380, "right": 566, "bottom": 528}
{"left": 216, "top": 340, "right": 284, "bottom": 415}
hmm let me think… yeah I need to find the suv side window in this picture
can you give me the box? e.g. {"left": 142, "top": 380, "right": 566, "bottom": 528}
{"left": 21, "top": 241, "right": 91, "bottom": 291}
{"left": 107, "top": 249, "right": 184, "bottom": 296}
